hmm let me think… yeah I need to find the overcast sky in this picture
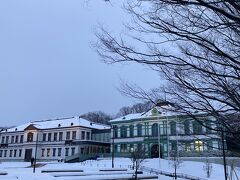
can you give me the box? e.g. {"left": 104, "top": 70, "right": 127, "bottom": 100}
{"left": 0, "top": 0, "right": 160, "bottom": 126}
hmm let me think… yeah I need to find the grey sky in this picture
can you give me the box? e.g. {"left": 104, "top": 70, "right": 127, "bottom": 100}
{"left": 0, "top": 0, "right": 160, "bottom": 126}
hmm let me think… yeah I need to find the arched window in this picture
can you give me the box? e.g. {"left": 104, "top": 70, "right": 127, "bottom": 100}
{"left": 170, "top": 121, "right": 176, "bottom": 135}
{"left": 120, "top": 126, "right": 127, "bottom": 138}
{"left": 137, "top": 124, "right": 142, "bottom": 137}
{"left": 184, "top": 120, "right": 190, "bottom": 135}
{"left": 152, "top": 123, "right": 158, "bottom": 137}
{"left": 27, "top": 132, "right": 34, "bottom": 142}
{"left": 192, "top": 121, "right": 202, "bottom": 134}
{"left": 129, "top": 125, "right": 134, "bottom": 137}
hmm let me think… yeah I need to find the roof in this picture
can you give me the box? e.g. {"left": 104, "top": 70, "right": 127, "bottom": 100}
{"left": 4, "top": 116, "right": 110, "bottom": 133}
{"left": 110, "top": 105, "right": 179, "bottom": 123}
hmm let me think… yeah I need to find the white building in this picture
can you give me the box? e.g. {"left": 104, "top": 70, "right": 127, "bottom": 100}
{"left": 0, "top": 116, "right": 111, "bottom": 162}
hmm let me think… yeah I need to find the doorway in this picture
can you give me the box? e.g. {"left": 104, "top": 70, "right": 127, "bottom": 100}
{"left": 24, "top": 149, "right": 32, "bottom": 162}
{"left": 151, "top": 144, "right": 163, "bottom": 158}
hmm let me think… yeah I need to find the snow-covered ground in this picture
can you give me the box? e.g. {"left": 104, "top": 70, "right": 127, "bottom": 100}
{"left": 0, "top": 158, "right": 239, "bottom": 180}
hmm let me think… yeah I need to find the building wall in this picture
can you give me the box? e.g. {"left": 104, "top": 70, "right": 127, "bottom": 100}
{"left": 0, "top": 126, "right": 110, "bottom": 161}
{"left": 111, "top": 115, "right": 222, "bottom": 158}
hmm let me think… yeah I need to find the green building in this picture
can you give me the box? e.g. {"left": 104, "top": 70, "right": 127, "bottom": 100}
{"left": 110, "top": 104, "right": 222, "bottom": 158}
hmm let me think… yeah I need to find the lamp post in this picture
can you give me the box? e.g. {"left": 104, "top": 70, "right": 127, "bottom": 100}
{"left": 33, "top": 131, "right": 38, "bottom": 173}
{"left": 221, "top": 126, "right": 227, "bottom": 180}
{"left": 158, "top": 119, "right": 161, "bottom": 169}
{"left": 111, "top": 125, "right": 115, "bottom": 168}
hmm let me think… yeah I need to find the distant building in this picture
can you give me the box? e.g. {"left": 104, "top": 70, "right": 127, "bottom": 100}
{"left": 110, "top": 104, "right": 222, "bottom": 158}
{"left": 0, "top": 117, "right": 110, "bottom": 162}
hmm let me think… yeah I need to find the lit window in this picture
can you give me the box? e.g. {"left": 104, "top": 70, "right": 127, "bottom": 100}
{"left": 195, "top": 140, "right": 203, "bottom": 151}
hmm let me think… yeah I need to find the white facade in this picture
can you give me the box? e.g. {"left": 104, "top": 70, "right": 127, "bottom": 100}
{"left": 0, "top": 116, "right": 110, "bottom": 162}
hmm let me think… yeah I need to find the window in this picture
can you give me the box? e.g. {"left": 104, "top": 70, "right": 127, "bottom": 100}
{"left": 113, "top": 126, "right": 118, "bottom": 138}
{"left": 27, "top": 133, "right": 33, "bottom": 142}
{"left": 195, "top": 140, "right": 203, "bottom": 151}
{"left": 4, "top": 150, "right": 7, "bottom": 157}
{"left": 207, "top": 141, "right": 213, "bottom": 150}
{"left": 11, "top": 136, "right": 14, "bottom": 143}
{"left": 86, "top": 132, "right": 90, "bottom": 140}
{"left": 14, "top": 149, "right": 17, "bottom": 157}
{"left": 47, "top": 148, "right": 50, "bottom": 157}
{"left": 15, "top": 135, "right": 19, "bottom": 143}
{"left": 170, "top": 121, "right": 176, "bottom": 135}
{"left": 185, "top": 143, "right": 191, "bottom": 151}
{"left": 9, "top": 150, "right": 13, "bottom": 157}
{"left": 193, "top": 121, "right": 203, "bottom": 134}
{"left": 137, "top": 144, "right": 142, "bottom": 151}
{"left": 120, "top": 144, "right": 127, "bottom": 152}
{"left": 137, "top": 124, "right": 142, "bottom": 137}
{"left": 52, "top": 148, "right": 56, "bottom": 157}
{"left": 152, "top": 123, "right": 158, "bottom": 137}
{"left": 72, "top": 131, "right": 76, "bottom": 140}
{"left": 114, "top": 145, "right": 118, "bottom": 152}
{"left": 53, "top": 133, "right": 58, "bottom": 141}
{"left": 130, "top": 144, "right": 134, "bottom": 152}
{"left": 71, "top": 147, "right": 75, "bottom": 155}
{"left": 81, "top": 131, "right": 85, "bottom": 140}
{"left": 184, "top": 120, "right": 190, "bottom": 135}
{"left": 19, "top": 149, "right": 22, "bottom": 157}
{"left": 66, "top": 131, "right": 70, "bottom": 140}
{"left": 41, "top": 149, "right": 45, "bottom": 157}
{"left": 171, "top": 141, "right": 177, "bottom": 151}
{"left": 120, "top": 126, "right": 127, "bottom": 138}
{"left": 0, "top": 150, "right": 2, "bottom": 157}
{"left": 48, "top": 133, "right": 52, "bottom": 142}
{"left": 43, "top": 133, "right": 46, "bottom": 141}
{"left": 59, "top": 132, "right": 63, "bottom": 141}
{"left": 6, "top": 136, "right": 9, "bottom": 144}
{"left": 129, "top": 125, "right": 134, "bottom": 137}
{"left": 65, "top": 148, "right": 69, "bottom": 156}
{"left": 20, "top": 135, "right": 23, "bottom": 143}
{"left": 205, "top": 120, "right": 212, "bottom": 133}
{"left": 58, "top": 148, "right": 62, "bottom": 157}
{"left": 1, "top": 136, "right": 5, "bottom": 144}
{"left": 81, "top": 148, "right": 84, "bottom": 154}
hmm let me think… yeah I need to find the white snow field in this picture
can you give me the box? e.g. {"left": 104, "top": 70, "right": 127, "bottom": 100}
{"left": 0, "top": 158, "right": 239, "bottom": 180}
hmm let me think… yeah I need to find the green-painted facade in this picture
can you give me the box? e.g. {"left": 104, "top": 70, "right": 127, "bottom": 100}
{"left": 110, "top": 108, "right": 222, "bottom": 158}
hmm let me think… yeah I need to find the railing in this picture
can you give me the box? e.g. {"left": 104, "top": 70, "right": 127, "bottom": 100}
{"left": 140, "top": 166, "right": 207, "bottom": 180}
{"left": 65, "top": 153, "right": 111, "bottom": 163}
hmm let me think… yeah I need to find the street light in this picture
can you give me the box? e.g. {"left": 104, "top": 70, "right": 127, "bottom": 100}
{"left": 111, "top": 125, "right": 115, "bottom": 168}
{"left": 33, "top": 131, "right": 38, "bottom": 173}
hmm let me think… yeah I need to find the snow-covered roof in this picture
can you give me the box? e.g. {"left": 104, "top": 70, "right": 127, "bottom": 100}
{"left": 110, "top": 105, "right": 179, "bottom": 123}
{"left": 5, "top": 116, "right": 110, "bottom": 133}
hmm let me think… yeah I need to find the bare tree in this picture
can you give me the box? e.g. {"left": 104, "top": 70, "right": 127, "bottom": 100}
{"left": 170, "top": 150, "right": 182, "bottom": 179}
{"left": 130, "top": 148, "right": 146, "bottom": 180}
{"left": 203, "top": 158, "right": 213, "bottom": 178}
{"left": 95, "top": 0, "right": 240, "bottom": 147}
{"left": 116, "top": 101, "right": 154, "bottom": 117}
{"left": 80, "top": 111, "right": 112, "bottom": 124}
